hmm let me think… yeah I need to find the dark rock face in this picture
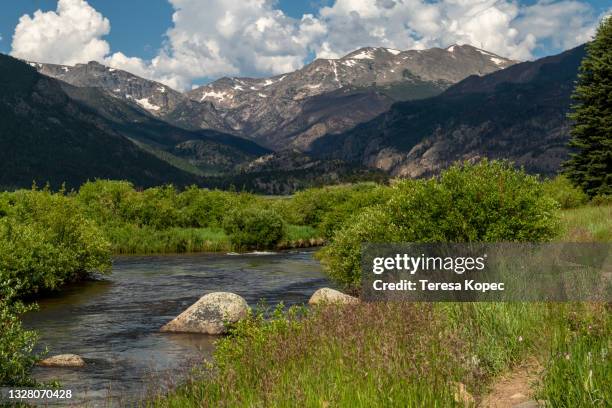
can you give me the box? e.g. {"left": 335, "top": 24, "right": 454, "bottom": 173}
{"left": 309, "top": 45, "right": 586, "bottom": 178}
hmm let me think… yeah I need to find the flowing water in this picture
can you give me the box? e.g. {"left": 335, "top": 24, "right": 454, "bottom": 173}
{"left": 21, "top": 250, "right": 330, "bottom": 407}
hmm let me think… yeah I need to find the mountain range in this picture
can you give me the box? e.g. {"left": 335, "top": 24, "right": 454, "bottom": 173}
{"left": 0, "top": 42, "right": 583, "bottom": 192}
{"left": 309, "top": 44, "right": 585, "bottom": 178}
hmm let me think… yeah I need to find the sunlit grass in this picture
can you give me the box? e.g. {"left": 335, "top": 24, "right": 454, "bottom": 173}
{"left": 145, "top": 203, "right": 611, "bottom": 407}
{"left": 559, "top": 204, "right": 612, "bottom": 242}
{"left": 107, "top": 224, "right": 323, "bottom": 254}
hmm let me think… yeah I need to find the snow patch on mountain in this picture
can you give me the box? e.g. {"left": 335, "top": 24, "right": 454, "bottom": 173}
{"left": 200, "top": 90, "right": 230, "bottom": 101}
{"left": 135, "top": 97, "right": 160, "bottom": 111}
{"left": 351, "top": 50, "right": 374, "bottom": 60}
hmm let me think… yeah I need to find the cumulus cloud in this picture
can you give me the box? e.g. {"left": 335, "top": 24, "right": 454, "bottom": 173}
{"left": 313, "top": 0, "right": 599, "bottom": 60}
{"left": 9, "top": 0, "right": 606, "bottom": 90}
{"left": 11, "top": 0, "right": 110, "bottom": 65}
{"left": 116, "top": 0, "right": 328, "bottom": 89}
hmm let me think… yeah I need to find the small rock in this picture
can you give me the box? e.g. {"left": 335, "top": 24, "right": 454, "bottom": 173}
{"left": 308, "top": 288, "right": 359, "bottom": 305}
{"left": 511, "top": 392, "right": 527, "bottom": 400}
{"left": 39, "top": 354, "right": 85, "bottom": 368}
{"left": 451, "top": 382, "right": 475, "bottom": 406}
{"left": 161, "top": 292, "right": 249, "bottom": 335}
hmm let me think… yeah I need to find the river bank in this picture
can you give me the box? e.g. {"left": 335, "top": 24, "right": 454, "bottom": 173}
{"left": 21, "top": 250, "right": 330, "bottom": 407}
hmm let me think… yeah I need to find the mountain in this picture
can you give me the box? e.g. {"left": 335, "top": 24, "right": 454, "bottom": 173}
{"left": 1, "top": 53, "right": 379, "bottom": 193}
{"left": 308, "top": 45, "right": 587, "bottom": 177}
{"left": 0, "top": 54, "right": 200, "bottom": 189}
{"left": 58, "top": 84, "right": 270, "bottom": 175}
{"left": 187, "top": 44, "right": 516, "bottom": 150}
{"left": 30, "top": 44, "right": 515, "bottom": 152}
{"left": 30, "top": 60, "right": 232, "bottom": 132}
{"left": 207, "top": 150, "right": 388, "bottom": 195}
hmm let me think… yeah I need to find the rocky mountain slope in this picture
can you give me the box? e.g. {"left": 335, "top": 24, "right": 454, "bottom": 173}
{"left": 0, "top": 54, "right": 200, "bottom": 189}
{"left": 59, "top": 84, "right": 270, "bottom": 175}
{"left": 187, "top": 44, "right": 516, "bottom": 149}
{"left": 31, "top": 45, "right": 515, "bottom": 152}
{"left": 31, "top": 60, "right": 231, "bottom": 132}
{"left": 309, "top": 45, "right": 586, "bottom": 177}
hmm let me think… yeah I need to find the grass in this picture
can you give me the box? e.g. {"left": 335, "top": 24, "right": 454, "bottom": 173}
{"left": 147, "top": 304, "right": 462, "bottom": 407}
{"left": 559, "top": 204, "right": 612, "bottom": 242}
{"left": 147, "top": 302, "right": 568, "bottom": 407}
{"left": 536, "top": 303, "right": 611, "bottom": 407}
{"left": 145, "top": 204, "right": 611, "bottom": 407}
{"left": 107, "top": 226, "right": 230, "bottom": 254}
{"left": 106, "top": 224, "right": 323, "bottom": 254}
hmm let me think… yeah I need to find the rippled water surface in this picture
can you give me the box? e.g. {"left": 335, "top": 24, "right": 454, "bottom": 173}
{"left": 21, "top": 250, "right": 329, "bottom": 407}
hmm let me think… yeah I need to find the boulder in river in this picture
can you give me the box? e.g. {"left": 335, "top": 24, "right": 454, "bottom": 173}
{"left": 161, "top": 292, "right": 249, "bottom": 335}
{"left": 39, "top": 354, "right": 86, "bottom": 368}
{"left": 308, "top": 288, "right": 359, "bottom": 305}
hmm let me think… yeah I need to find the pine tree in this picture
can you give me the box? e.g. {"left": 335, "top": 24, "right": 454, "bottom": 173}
{"left": 563, "top": 16, "right": 612, "bottom": 197}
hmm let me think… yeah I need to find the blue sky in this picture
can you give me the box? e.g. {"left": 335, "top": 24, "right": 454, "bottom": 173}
{"left": 2, "top": 0, "right": 609, "bottom": 89}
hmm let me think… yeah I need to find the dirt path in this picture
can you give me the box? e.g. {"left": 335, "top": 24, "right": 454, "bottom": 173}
{"left": 479, "top": 359, "right": 543, "bottom": 408}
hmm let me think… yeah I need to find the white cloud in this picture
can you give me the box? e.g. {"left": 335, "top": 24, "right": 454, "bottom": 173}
{"left": 313, "top": 0, "right": 599, "bottom": 61}
{"left": 11, "top": 0, "right": 110, "bottom": 65}
{"left": 9, "top": 0, "right": 605, "bottom": 90}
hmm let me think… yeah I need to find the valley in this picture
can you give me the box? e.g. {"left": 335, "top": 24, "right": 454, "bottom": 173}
{"left": 0, "top": 42, "right": 537, "bottom": 193}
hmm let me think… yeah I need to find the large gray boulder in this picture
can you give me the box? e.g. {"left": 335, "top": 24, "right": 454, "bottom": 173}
{"left": 308, "top": 288, "right": 359, "bottom": 305}
{"left": 39, "top": 354, "right": 85, "bottom": 368}
{"left": 161, "top": 292, "right": 249, "bottom": 335}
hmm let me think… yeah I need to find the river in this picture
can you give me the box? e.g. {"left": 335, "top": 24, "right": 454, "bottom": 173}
{"left": 21, "top": 250, "right": 330, "bottom": 407}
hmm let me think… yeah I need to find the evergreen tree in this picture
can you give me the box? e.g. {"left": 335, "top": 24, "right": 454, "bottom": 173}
{"left": 563, "top": 17, "right": 612, "bottom": 197}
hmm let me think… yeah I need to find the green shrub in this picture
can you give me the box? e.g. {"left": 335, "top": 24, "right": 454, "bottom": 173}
{"left": 318, "top": 206, "right": 400, "bottom": 288}
{"left": 319, "top": 160, "right": 561, "bottom": 289}
{"left": 590, "top": 194, "right": 612, "bottom": 206}
{"left": 176, "top": 187, "right": 257, "bottom": 228}
{"left": 0, "top": 296, "right": 40, "bottom": 386}
{"left": 318, "top": 185, "right": 393, "bottom": 238}
{"left": 0, "top": 189, "right": 112, "bottom": 297}
{"left": 390, "top": 161, "right": 560, "bottom": 243}
{"left": 542, "top": 175, "right": 589, "bottom": 209}
{"left": 223, "top": 207, "right": 286, "bottom": 250}
{"left": 76, "top": 179, "right": 135, "bottom": 225}
{"left": 284, "top": 183, "right": 379, "bottom": 227}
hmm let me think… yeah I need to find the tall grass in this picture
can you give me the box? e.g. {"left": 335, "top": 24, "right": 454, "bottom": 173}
{"left": 537, "top": 303, "right": 611, "bottom": 406}
{"left": 106, "top": 225, "right": 323, "bottom": 254}
{"left": 559, "top": 204, "right": 612, "bottom": 242}
{"left": 147, "top": 202, "right": 611, "bottom": 407}
{"left": 147, "top": 304, "right": 462, "bottom": 407}
{"left": 106, "top": 226, "right": 231, "bottom": 254}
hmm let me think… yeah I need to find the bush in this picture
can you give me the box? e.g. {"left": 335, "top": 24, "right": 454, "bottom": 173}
{"left": 283, "top": 183, "right": 379, "bottom": 227}
{"left": 319, "top": 160, "right": 561, "bottom": 289}
{"left": 590, "top": 194, "right": 612, "bottom": 206}
{"left": 176, "top": 187, "right": 258, "bottom": 228}
{"left": 0, "top": 296, "right": 40, "bottom": 386}
{"left": 76, "top": 179, "right": 136, "bottom": 225}
{"left": 390, "top": 161, "right": 560, "bottom": 243}
{"left": 317, "top": 185, "right": 393, "bottom": 239}
{"left": 542, "top": 175, "right": 589, "bottom": 209}
{"left": 223, "top": 207, "right": 286, "bottom": 250}
{"left": 0, "top": 189, "right": 112, "bottom": 297}
{"left": 318, "top": 206, "right": 400, "bottom": 288}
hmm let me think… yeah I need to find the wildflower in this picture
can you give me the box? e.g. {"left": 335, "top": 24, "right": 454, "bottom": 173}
{"left": 518, "top": 336, "right": 523, "bottom": 342}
